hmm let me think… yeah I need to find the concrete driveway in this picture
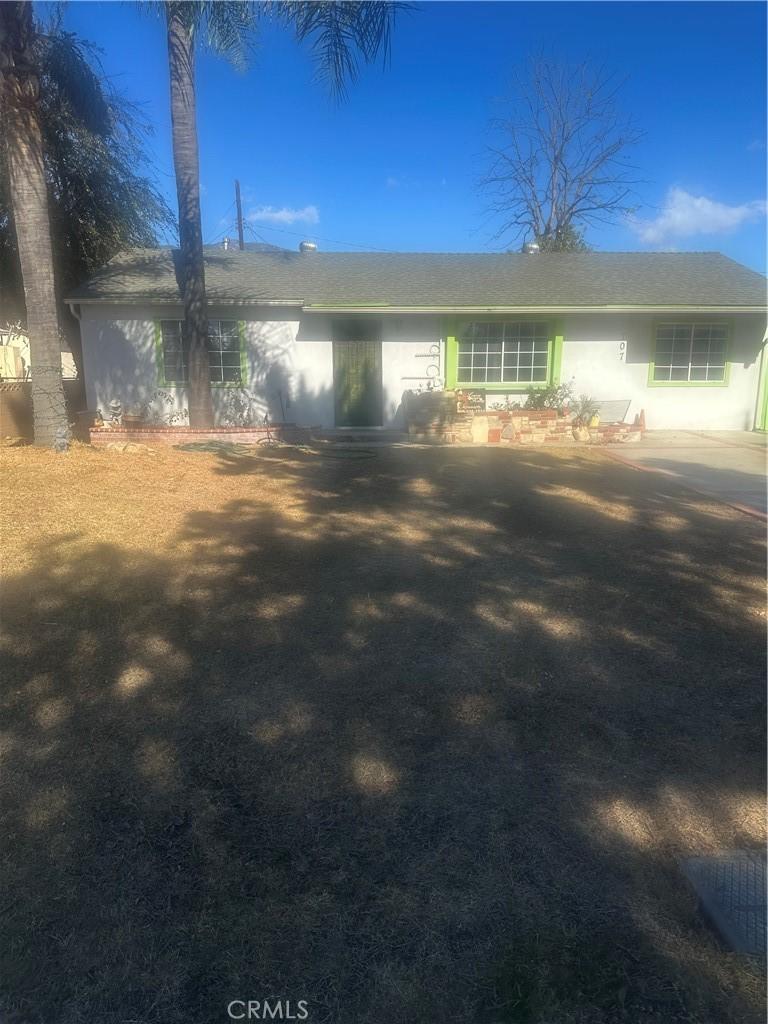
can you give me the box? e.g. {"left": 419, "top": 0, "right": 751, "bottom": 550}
{"left": 605, "top": 430, "right": 767, "bottom": 515}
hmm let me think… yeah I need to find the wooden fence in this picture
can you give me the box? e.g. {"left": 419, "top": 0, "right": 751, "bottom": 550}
{"left": 0, "top": 380, "right": 85, "bottom": 439}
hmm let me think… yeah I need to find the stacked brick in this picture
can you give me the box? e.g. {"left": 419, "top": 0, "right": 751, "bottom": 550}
{"left": 89, "top": 424, "right": 311, "bottom": 447}
{"left": 407, "top": 403, "right": 643, "bottom": 446}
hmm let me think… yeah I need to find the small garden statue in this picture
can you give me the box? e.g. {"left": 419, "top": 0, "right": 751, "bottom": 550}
{"left": 108, "top": 399, "right": 123, "bottom": 427}
{"left": 53, "top": 426, "right": 69, "bottom": 452}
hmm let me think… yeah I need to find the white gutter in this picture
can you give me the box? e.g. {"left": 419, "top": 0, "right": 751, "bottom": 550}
{"left": 65, "top": 299, "right": 768, "bottom": 314}
{"left": 301, "top": 304, "right": 768, "bottom": 314}
{"left": 66, "top": 297, "right": 304, "bottom": 308}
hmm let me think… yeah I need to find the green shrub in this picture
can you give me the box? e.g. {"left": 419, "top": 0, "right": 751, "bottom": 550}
{"left": 524, "top": 383, "right": 574, "bottom": 412}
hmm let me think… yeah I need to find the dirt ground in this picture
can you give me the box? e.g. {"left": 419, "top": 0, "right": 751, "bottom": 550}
{"left": 1, "top": 441, "right": 765, "bottom": 1024}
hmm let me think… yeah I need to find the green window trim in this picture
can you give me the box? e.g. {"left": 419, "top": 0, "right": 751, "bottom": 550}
{"left": 154, "top": 318, "right": 249, "bottom": 388}
{"left": 444, "top": 317, "right": 563, "bottom": 391}
{"left": 647, "top": 320, "right": 731, "bottom": 388}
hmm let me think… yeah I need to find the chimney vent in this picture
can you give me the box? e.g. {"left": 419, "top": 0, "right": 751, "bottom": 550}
{"left": 521, "top": 241, "right": 540, "bottom": 255}
{"left": 222, "top": 237, "right": 230, "bottom": 251}
{"left": 299, "top": 240, "right": 317, "bottom": 253}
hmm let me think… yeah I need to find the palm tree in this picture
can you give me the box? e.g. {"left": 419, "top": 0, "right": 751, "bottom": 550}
{"left": 0, "top": 1, "right": 69, "bottom": 446}
{"left": 1, "top": 20, "right": 175, "bottom": 381}
{"left": 162, "top": 1, "right": 405, "bottom": 428}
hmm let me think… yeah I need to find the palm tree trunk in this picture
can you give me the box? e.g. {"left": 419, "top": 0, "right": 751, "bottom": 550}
{"left": 166, "top": 2, "right": 213, "bottom": 428}
{"left": 0, "top": 1, "right": 68, "bottom": 446}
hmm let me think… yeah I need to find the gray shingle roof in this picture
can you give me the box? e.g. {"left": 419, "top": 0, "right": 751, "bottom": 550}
{"left": 67, "top": 248, "right": 767, "bottom": 308}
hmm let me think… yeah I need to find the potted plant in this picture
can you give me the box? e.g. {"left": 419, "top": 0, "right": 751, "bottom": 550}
{"left": 571, "top": 395, "right": 600, "bottom": 441}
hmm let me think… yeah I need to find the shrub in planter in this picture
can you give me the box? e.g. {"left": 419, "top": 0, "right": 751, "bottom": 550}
{"left": 524, "top": 383, "right": 574, "bottom": 413}
{"left": 571, "top": 395, "right": 600, "bottom": 441}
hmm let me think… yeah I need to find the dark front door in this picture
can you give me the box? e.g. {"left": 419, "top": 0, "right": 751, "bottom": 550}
{"left": 333, "top": 320, "right": 382, "bottom": 427}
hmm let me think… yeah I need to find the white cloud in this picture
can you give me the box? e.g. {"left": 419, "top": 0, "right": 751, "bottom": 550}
{"left": 247, "top": 205, "right": 319, "bottom": 226}
{"left": 385, "top": 176, "right": 400, "bottom": 189}
{"left": 631, "top": 187, "right": 766, "bottom": 245}
{"left": 747, "top": 138, "right": 766, "bottom": 153}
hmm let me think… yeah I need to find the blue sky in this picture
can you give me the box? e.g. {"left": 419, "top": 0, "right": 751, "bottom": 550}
{"left": 49, "top": 1, "right": 766, "bottom": 270}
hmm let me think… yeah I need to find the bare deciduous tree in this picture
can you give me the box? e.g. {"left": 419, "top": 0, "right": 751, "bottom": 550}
{"left": 482, "top": 60, "right": 643, "bottom": 251}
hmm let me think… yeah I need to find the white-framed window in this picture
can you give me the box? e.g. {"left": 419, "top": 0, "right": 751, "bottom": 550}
{"left": 159, "top": 320, "right": 186, "bottom": 384}
{"left": 457, "top": 322, "right": 549, "bottom": 383}
{"left": 159, "top": 319, "right": 242, "bottom": 385}
{"left": 206, "top": 320, "right": 242, "bottom": 384}
{"left": 652, "top": 324, "right": 727, "bottom": 383}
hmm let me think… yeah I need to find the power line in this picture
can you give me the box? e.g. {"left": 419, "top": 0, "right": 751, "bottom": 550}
{"left": 207, "top": 220, "right": 238, "bottom": 245}
{"left": 206, "top": 197, "right": 393, "bottom": 252}
{"left": 243, "top": 222, "right": 272, "bottom": 246}
{"left": 205, "top": 199, "right": 237, "bottom": 244}
{"left": 245, "top": 218, "right": 394, "bottom": 253}
{"left": 235, "top": 180, "right": 245, "bottom": 251}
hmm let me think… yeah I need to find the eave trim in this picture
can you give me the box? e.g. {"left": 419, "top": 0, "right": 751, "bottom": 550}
{"left": 302, "top": 304, "right": 768, "bottom": 314}
{"left": 66, "top": 299, "right": 767, "bottom": 314}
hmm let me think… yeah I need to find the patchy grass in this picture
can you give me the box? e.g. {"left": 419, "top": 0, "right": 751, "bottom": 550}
{"left": 1, "top": 442, "right": 765, "bottom": 1023}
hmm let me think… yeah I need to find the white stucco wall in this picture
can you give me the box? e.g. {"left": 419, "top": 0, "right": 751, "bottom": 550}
{"left": 78, "top": 306, "right": 443, "bottom": 429}
{"left": 471, "top": 313, "right": 765, "bottom": 429}
{"left": 78, "top": 306, "right": 765, "bottom": 431}
{"left": 559, "top": 313, "right": 766, "bottom": 430}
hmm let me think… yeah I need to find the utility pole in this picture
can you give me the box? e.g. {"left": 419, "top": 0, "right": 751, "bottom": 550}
{"left": 235, "top": 179, "right": 245, "bottom": 251}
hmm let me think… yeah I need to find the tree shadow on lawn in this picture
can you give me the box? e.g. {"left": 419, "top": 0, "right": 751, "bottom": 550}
{"left": 1, "top": 447, "right": 765, "bottom": 1024}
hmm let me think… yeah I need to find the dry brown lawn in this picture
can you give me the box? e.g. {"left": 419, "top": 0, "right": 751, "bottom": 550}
{"left": 1, "top": 441, "right": 765, "bottom": 1023}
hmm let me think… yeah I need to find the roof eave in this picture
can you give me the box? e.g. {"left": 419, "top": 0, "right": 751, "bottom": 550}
{"left": 65, "top": 298, "right": 768, "bottom": 314}
{"left": 66, "top": 296, "right": 305, "bottom": 307}
{"left": 302, "top": 303, "right": 768, "bottom": 314}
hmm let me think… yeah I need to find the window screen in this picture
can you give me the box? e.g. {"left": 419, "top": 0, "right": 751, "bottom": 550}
{"left": 457, "top": 322, "right": 549, "bottom": 383}
{"left": 653, "top": 324, "right": 727, "bottom": 383}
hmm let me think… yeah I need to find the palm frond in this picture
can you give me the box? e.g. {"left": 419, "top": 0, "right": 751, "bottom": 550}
{"left": 144, "top": 2, "right": 260, "bottom": 68}
{"left": 267, "top": 1, "right": 411, "bottom": 98}
{"left": 40, "top": 31, "right": 112, "bottom": 135}
{"left": 0, "top": 17, "right": 175, "bottom": 308}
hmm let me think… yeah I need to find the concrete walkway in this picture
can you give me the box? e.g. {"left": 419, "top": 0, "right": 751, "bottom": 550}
{"left": 605, "top": 430, "right": 767, "bottom": 515}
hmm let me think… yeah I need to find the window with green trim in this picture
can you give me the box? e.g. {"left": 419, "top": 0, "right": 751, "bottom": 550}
{"left": 652, "top": 324, "right": 727, "bottom": 383}
{"left": 159, "top": 319, "right": 242, "bottom": 385}
{"left": 457, "top": 322, "right": 549, "bottom": 383}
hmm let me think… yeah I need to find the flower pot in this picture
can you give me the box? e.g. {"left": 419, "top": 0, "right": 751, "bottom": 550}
{"left": 572, "top": 426, "right": 590, "bottom": 442}
{"left": 487, "top": 427, "right": 502, "bottom": 443}
{"left": 589, "top": 413, "right": 600, "bottom": 428}
{"left": 122, "top": 414, "right": 143, "bottom": 429}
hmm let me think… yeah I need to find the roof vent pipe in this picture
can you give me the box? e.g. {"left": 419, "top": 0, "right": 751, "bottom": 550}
{"left": 222, "top": 237, "right": 230, "bottom": 251}
{"left": 299, "top": 241, "right": 317, "bottom": 253}
{"left": 521, "top": 241, "right": 540, "bottom": 255}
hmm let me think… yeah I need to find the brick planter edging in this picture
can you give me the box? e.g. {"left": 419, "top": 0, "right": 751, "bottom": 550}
{"left": 89, "top": 424, "right": 311, "bottom": 447}
{"left": 453, "top": 410, "right": 643, "bottom": 446}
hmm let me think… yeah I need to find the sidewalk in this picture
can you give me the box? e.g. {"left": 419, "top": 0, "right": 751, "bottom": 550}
{"left": 604, "top": 430, "right": 767, "bottom": 515}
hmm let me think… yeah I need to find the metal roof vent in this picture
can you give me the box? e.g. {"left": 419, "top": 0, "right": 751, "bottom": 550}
{"left": 521, "top": 241, "right": 540, "bottom": 255}
{"left": 299, "top": 240, "right": 317, "bottom": 253}
{"left": 222, "top": 237, "right": 231, "bottom": 251}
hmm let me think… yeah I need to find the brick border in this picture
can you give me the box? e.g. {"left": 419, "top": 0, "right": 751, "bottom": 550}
{"left": 89, "top": 425, "right": 311, "bottom": 447}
